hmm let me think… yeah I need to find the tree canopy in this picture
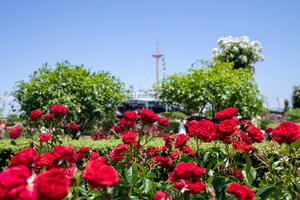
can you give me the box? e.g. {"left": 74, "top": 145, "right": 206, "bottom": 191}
{"left": 13, "top": 61, "right": 126, "bottom": 133}
{"left": 156, "top": 62, "right": 263, "bottom": 119}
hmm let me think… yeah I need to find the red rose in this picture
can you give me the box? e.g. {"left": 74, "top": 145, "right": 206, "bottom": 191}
{"left": 29, "top": 109, "right": 42, "bottom": 121}
{"left": 186, "top": 181, "right": 206, "bottom": 194}
{"left": 118, "top": 118, "right": 131, "bottom": 131}
{"left": 174, "top": 134, "right": 189, "bottom": 148}
{"left": 219, "top": 119, "right": 238, "bottom": 135}
{"left": 241, "top": 143, "right": 253, "bottom": 154}
{"left": 227, "top": 182, "right": 254, "bottom": 200}
{"left": 158, "top": 117, "right": 170, "bottom": 126}
{"left": 90, "top": 152, "right": 100, "bottom": 160}
{"left": 196, "top": 119, "right": 215, "bottom": 142}
{"left": 173, "top": 178, "right": 187, "bottom": 190}
{"left": 34, "top": 152, "right": 55, "bottom": 170}
{"left": 247, "top": 126, "right": 264, "bottom": 143}
{"left": 9, "top": 127, "right": 22, "bottom": 139}
{"left": 215, "top": 107, "right": 238, "bottom": 121}
{"left": 43, "top": 113, "right": 52, "bottom": 121}
{"left": 9, "top": 147, "right": 37, "bottom": 168}
{"left": 123, "top": 111, "right": 139, "bottom": 121}
{"left": 233, "top": 140, "right": 242, "bottom": 150}
{"left": 180, "top": 145, "right": 195, "bottom": 157}
{"left": 240, "top": 131, "right": 252, "bottom": 145}
{"left": 271, "top": 121, "right": 300, "bottom": 144}
{"left": 241, "top": 120, "right": 252, "bottom": 127}
{"left": 52, "top": 145, "right": 77, "bottom": 164}
{"left": 155, "top": 156, "right": 172, "bottom": 168}
{"left": 39, "top": 133, "right": 52, "bottom": 142}
{"left": 50, "top": 104, "right": 68, "bottom": 119}
{"left": 264, "top": 126, "right": 274, "bottom": 134}
{"left": 171, "top": 151, "right": 180, "bottom": 160}
{"left": 34, "top": 168, "right": 71, "bottom": 200}
{"left": 110, "top": 144, "right": 129, "bottom": 162}
{"left": 76, "top": 147, "right": 90, "bottom": 160}
{"left": 65, "top": 122, "right": 79, "bottom": 131}
{"left": 153, "top": 191, "right": 167, "bottom": 200}
{"left": 82, "top": 159, "right": 119, "bottom": 190}
{"left": 122, "top": 132, "right": 137, "bottom": 144}
{"left": 0, "top": 166, "right": 33, "bottom": 200}
{"left": 231, "top": 168, "right": 244, "bottom": 181}
{"left": 187, "top": 120, "right": 198, "bottom": 137}
{"left": 139, "top": 108, "right": 158, "bottom": 124}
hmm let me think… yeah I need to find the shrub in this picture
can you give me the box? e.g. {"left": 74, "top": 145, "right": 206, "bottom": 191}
{"left": 285, "top": 108, "right": 300, "bottom": 122}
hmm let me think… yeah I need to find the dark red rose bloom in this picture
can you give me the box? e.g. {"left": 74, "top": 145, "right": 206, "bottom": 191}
{"left": 39, "top": 132, "right": 52, "bottom": 142}
{"left": 122, "top": 132, "right": 137, "bottom": 144}
{"left": 9, "top": 127, "right": 22, "bottom": 139}
{"left": 43, "top": 113, "right": 52, "bottom": 121}
{"left": 169, "top": 162, "right": 205, "bottom": 194}
{"left": 186, "top": 181, "right": 206, "bottom": 194}
{"left": 219, "top": 119, "right": 238, "bottom": 135}
{"left": 50, "top": 104, "right": 68, "bottom": 119}
{"left": 247, "top": 126, "right": 264, "bottom": 143}
{"left": 187, "top": 120, "right": 198, "bottom": 137}
{"left": 174, "top": 134, "right": 189, "bottom": 148}
{"left": 215, "top": 107, "right": 238, "bottom": 121}
{"left": 9, "top": 147, "right": 37, "bottom": 168}
{"left": 110, "top": 144, "right": 129, "bottom": 162}
{"left": 90, "top": 152, "right": 100, "bottom": 160}
{"left": 65, "top": 122, "right": 79, "bottom": 131}
{"left": 231, "top": 168, "right": 244, "bottom": 181}
{"left": 150, "top": 148, "right": 158, "bottom": 156}
{"left": 155, "top": 156, "right": 172, "bottom": 168}
{"left": 271, "top": 121, "right": 300, "bottom": 144}
{"left": 118, "top": 118, "right": 131, "bottom": 130}
{"left": 173, "top": 162, "right": 205, "bottom": 181}
{"left": 241, "top": 120, "right": 252, "bottom": 127}
{"left": 233, "top": 140, "right": 242, "bottom": 150}
{"left": 29, "top": 109, "right": 42, "bottom": 121}
{"left": 158, "top": 117, "right": 170, "bottom": 126}
{"left": 139, "top": 108, "right": 158, "bottom": 124}
{"left": 123, "top": 111, "right": 139, "bottom": 121}
{"left": 240, "top": 131, "right": 252, "bottom": 145}
{"left": 82, "top": 159, "right": 119, "bottom": 190}
{"left": 52, "top": 145, "right": 77, "bottom": 164}
{"left": 171, "top": 151, "right": 180, "bottom": 160}
{"left": 172, "top": 178, "right": 187, "bottom": 190}
{"left": 180, "top": 145, "right": 195, "bottom": 157}
{"left": 196, "top": 119, "right": 215, "bottom": 142}
{"left": 0, "top": 165, "right": 33, "bottom": 200}
{"left": 264, "top": 126, "right": 274, "bottom": 134}
{"left": 34, "top": 168, "right": 71, "bottom": 200}
{"left": 241, "top": 143, "right": 253, "bottom": 154}
{"left": 34, "top": 152, "right": 55, "bottom": 170}
{"left": 227, "top": 182, "right": 254, "bottom": 200}
{"left": 76, "top": 147, "right": 90, "bottom": 160}
{"left": 62, "top": 164, "right": 78, "bottom": 186}
{"left": 153, "top": 191, "right": 167, "bottom": 200}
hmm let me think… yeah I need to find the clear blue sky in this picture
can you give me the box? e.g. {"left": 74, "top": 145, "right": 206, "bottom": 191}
{"left": 0, "top": 0, "right": 299, "bottom": 110}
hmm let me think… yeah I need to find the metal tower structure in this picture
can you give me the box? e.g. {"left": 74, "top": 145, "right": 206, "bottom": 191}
{"left": 152, "top": 40, "right": 163, "bottom": 87}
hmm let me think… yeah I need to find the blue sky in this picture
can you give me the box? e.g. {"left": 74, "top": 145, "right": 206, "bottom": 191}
{"left": 0, "top": 0, "right": 299, "bottom": 112}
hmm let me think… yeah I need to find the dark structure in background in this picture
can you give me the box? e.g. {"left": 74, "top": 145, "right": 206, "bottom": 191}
{"left": 116, "top": 89, "right": 167, "bottom": 117}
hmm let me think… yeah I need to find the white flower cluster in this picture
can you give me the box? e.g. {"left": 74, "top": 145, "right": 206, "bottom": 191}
{"left": 212, "top": 36, "right": 264, "bottom": 69}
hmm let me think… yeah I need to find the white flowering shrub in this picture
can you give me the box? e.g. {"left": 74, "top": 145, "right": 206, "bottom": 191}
{"left": 212, "top": 36, "right": 264, "bottom": 71}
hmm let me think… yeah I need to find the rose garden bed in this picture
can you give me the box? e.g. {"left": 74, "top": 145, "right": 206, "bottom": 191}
{"left": 0, "top": 105, "right": 299, "bottom": 200}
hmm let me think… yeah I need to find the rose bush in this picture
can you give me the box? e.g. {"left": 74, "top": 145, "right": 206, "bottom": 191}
{"left": 1, "top": 106, "right": 299, "bottom": 199}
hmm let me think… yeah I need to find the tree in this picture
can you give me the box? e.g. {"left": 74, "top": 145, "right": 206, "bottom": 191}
{"left": 212, "top": 36, "right": 264, "bottom": 72}
{"left": 292, "top": 86, "right": 300, "bottom": 109}
{"left": 156, "top": 62, "right": 263, "bottom": 119}
{"left": 13, "top": 61, "right": 126, "bottom": 133}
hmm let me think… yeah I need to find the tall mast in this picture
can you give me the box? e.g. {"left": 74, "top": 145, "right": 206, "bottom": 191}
{"left": 152, "top": 40, "right": 163, "bottom": 87}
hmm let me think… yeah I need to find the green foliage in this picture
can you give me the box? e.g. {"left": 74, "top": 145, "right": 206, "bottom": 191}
{"left": 160, "top": 121, "right": 179, "bottom": 133}
{"left": 292, "top": 86, "right": 300, "bottom": 109}
{"left": 156, "top": 62, "right": 263, "bottom": 119}
{"left": 5, "top": 114, "right": 20, "bottom": 126}
{"left": 285, "top": 108, "right": 300, "bottom": 123}
{"left": 13, "top": 61, "right": 126, "bottom": 133}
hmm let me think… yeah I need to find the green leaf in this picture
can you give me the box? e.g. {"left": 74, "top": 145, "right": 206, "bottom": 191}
{"left": 255, "top": 185, "right": 277, "bottom": 199}
{"left": 125, "top": 163, "right": 138, "bottom": 186}
{"left": 243, "top": 154, "right": 252, "bottom": 174}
